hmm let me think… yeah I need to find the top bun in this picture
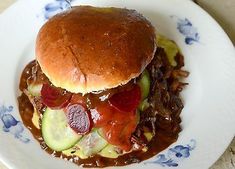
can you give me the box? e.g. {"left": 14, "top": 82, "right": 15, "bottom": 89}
{"left": 36, "top": 6, "right": 156, "bottom": 94}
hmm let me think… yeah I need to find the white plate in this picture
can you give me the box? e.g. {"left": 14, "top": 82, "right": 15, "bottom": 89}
{"left": 0, "top": 0, "right": 235, "bottom": 169}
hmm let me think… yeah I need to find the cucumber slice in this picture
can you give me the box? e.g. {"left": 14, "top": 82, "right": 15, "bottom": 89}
{"left": 28, "top": 84, "right": 42, "bottom": 96}
{"left": 62, "top": 145, "right": 88, "bottom": 159}
{"left": 77, "top": 129, "right": 108, "bottom": 156}
{"left": 138, "top": 70, "right": 150, "bottom": 99}
{"left": 97, "top": 128, "right": 105, "bottom": 138}
{"left": 138, "top": 98, "right": 150, "bottom": 111}
{"left": 42, "top": 108, "right": 82, "bottom": 151}
{"left": 98, "top": 144, "right": 120, "bottom": 158}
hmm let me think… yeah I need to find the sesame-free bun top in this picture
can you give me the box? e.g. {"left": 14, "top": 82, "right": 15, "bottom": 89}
{"left": 36, "top": 6, "right": 156, "bottom": 94}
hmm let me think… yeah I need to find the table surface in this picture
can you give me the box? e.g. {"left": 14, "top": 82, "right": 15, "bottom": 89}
{"left": 0, "top": 0, "right": 235, "bottom": 169}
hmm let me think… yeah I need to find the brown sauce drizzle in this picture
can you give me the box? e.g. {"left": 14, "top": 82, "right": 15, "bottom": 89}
{"left": 18, "top": 47, "right": 187, "bottom": 168}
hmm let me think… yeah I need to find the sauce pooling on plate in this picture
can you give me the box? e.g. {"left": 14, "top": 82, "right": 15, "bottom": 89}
{"left": 18, "top": 45, "right": 188, "bottom": 167}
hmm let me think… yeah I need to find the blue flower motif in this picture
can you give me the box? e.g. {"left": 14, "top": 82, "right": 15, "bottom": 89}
{"left": 44, "top": 0, "right": 74, "bottom": 19}
{"left": 0, "top": 105, "right": 30, "bottom": 143}
{"left": 167, "top": 145, "right": 190, "bottom": 162}
{"left": 2, "top": 114, "right": 18, "bottom": 128}
{"left": 0, "top": 105, "right": 13, "bottom": 116}
{"left": 145, "top": 139, "right": 196, "bottom": 167}
{"left": 171, "top": 16, "right": 200, "bottom": 45}
{"left": 154, "top": 154, "right": 178, "bottom": 167}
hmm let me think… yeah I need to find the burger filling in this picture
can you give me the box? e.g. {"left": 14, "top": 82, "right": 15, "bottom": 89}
{"left": 18, "top": 35, "right": 189, "bottom": 166}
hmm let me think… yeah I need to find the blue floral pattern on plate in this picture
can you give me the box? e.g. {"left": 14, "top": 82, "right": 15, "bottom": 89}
{"left": 44, "top": 0, "right": 74, "bottom": 20}
{"left": 171, "top": 16, "right": 200, "bottom": 45}
{"left": 145, "top": 139, "right": 196, "bottom": 167}
{"left": 0, "top": 105, "right": 30, "bottom": 143}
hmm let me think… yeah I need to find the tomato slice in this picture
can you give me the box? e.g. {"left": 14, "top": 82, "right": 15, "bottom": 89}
{"left": 41, "top": 84, "right": 72, "bottom": 109}
{"left": 65, "top": 103, "right": 92, "bottom": 135}
{"left": 109, "top": 85, "right": 141, "bottom": 112}
{"left": 92, "top": 102, "right": 138, "bottom": 151}
{"left": 101, "top": 114, "right": 138, "bottom": 151}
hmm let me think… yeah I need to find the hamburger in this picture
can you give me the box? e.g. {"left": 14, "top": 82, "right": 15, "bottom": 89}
{"left": 18, "top": 6, "right": 189, "bottom": 167}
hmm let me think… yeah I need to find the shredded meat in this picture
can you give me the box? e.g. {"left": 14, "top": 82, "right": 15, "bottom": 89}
{"left": 20, "top": 60, "right": 48, "bottom": 113}
{"left": 132, "top": 47, "right": 188, "bottom": 146}
{"left": 27, "top": 61, "right": 50, "bottom": 86}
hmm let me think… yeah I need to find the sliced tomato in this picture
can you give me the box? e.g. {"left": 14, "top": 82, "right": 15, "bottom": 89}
{"left": 92, "top": 102, "right": 138, "bottom": 151}
{"left": 90, "top": 103, "right": 113, "bottom": 128}
{"left": 101, "top": 115, "right": 137, "bottom": 151}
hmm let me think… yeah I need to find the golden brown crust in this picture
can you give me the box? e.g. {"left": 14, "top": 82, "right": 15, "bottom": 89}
{"left": 36, "top": 6, "right": 157, "bottom": 94}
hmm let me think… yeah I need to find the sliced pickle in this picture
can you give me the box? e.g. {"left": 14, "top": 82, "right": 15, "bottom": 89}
{"left": 98, "top": 144, "right": 120, "bottom": 158}
{"left": 62, "top": 145, "right": 88, "bottom": 159}
{"left": 138, "top": 70, "right": 150, "bottom": 100}
{"left": 77, "top": 129, "right": 108, "bottom": 156}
